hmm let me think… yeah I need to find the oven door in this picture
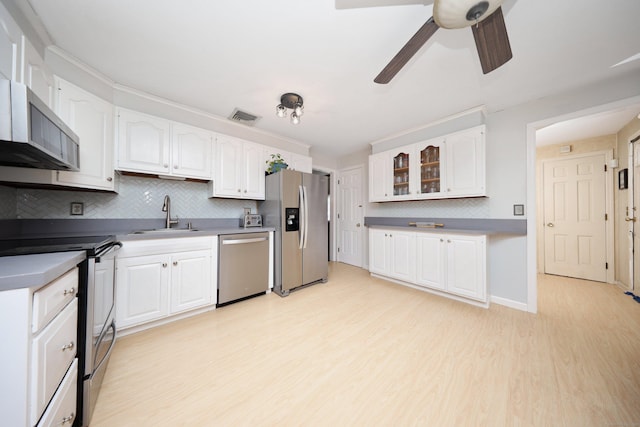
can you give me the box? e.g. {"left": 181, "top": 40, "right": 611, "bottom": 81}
{"left": 82, "top": 242, "right": 120, "bottom": 426}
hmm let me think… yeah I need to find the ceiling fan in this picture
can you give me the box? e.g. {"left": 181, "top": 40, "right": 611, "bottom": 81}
{"left": 373, "top": 0, "right": 513, "bottom": 84}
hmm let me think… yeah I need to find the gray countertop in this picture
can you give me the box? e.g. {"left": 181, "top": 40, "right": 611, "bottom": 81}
{"left": 117, "top": 226, "right": 275, "bottom": 241}
{"left": 0, "top": 251, "right": 86, "bottom": 292}
{"left": 365, "top": 217, "right": 527, "bottom": 235}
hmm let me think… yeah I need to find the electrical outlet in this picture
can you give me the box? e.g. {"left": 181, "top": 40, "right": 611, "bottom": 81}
{"left": 244, "top": 208, "right": 251, "bottom": 215}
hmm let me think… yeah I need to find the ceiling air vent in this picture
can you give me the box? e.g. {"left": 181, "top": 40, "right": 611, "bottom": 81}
{"left": 228, "top": 108, "right": 261, "bottom": 126}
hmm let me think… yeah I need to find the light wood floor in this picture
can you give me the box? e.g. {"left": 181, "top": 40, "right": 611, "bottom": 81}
{"left": 91, "top": 263, "right": 640, "bottom": 426}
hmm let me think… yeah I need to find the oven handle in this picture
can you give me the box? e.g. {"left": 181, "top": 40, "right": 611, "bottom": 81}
{"left": 93, "top": 320, "right": 117, "bottom": 375}
{"left": 94, "top": 241, "right": 122, "bottom": 262}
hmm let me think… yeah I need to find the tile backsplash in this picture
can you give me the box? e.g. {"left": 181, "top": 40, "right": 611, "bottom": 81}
{"left": 0, "top": 185, "right": 17, "bottom": 219}
{"left": 13, "top": 175, "right": 256, "bottom": 219}
{"left": 367, "top": 197, "right": 490, "bottom": 218}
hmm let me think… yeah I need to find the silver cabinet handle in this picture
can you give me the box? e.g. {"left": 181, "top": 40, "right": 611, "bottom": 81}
{"left": 163, "top": 164, "right": 168, "bottom": 168}
{"left": 174, "top": 165, "right": 178, "bottom": 169}
{"left": 107, "top": 177, "right": 113, "bottom": 182}
{"left": 173, "top": 261, "right": 178, "bottom": 266}
{"left": 61, "top": 342, "right": 74, "bottom": 351}
{"left": 63, "top": 287, "right": 75, "bottom": 296}
{"left": 162, "top": 262, "right": 168, "bottom": 268}
{"left": 356, "top": 223, "right": 361, "bottom": 227}
{"left": 547, "top": 223, "right": 554, "bottom": 227}
{"left": 222, "top": 237, "right": 268, "bottom": 245}
{"left": 61, "top": 413, "right": 74, "bottom": 424}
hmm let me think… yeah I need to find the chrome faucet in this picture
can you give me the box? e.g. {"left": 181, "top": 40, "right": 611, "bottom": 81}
{"left": 161, "top": 195, "right": 179, "bottom": 229}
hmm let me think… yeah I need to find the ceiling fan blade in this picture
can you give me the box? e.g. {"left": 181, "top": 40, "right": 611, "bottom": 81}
{"left": 471, "top": 6, "right": 512, "bottom": 74}
{"left": 374, "top": 17, "right": 439, "bottom": 84}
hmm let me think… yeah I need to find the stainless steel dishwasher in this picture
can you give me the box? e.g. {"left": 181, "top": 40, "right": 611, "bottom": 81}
{"left": 218, "top": 232, "right": 270, "bottom": 305}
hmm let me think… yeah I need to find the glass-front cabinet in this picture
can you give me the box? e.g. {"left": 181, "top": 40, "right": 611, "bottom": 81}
{"left": 416, "top": 141, "right": 443, "bottom": 197}
{"left": 392, "top": 151, "right": 411, "bottom": 197}
{"left": 368, "top": 125, "right": 485, "bottom": 202}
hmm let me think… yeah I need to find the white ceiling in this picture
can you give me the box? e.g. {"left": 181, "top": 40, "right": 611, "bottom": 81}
{"left": 13, "top": 0, "right": 640, "bottom": 158}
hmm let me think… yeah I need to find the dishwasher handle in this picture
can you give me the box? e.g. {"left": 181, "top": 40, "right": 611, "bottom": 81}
{"left": 222, "top": 237, "right": 268, "bottom": 245}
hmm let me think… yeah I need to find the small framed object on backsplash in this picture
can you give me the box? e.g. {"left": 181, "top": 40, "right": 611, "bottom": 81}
{"left": 70, "top": 202, "right": 84, "bottom": 215}
{"left": 619, "top": 168, "right": 628, "bottom": 190}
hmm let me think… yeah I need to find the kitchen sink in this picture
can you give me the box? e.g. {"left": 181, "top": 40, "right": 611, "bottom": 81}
{"left": 131, "top": 228, "right": 199, "bottom": 234}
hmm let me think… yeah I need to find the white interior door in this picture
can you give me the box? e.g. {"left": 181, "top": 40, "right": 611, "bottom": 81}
{"left": 338, "top": 166, "right": 364, "bottom": 267}
{"left": 543, "top": 153, "right": 607, "bottom": 282}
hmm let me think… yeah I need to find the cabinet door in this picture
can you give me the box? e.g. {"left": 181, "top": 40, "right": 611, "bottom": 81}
{"left": 416, "top": 233, "right": 446, "bottom": 290}
{"left": 444, "top": 126, "right": 485, "bottom": 197}
{"left": 390, "top": 148, "right": 413, "bottom": 200}
{"left": 214, "top": 135, "right": 243, "bottom": 197}
{"left": 170, "top": 250, "right": 212, "bottom": 313}
{"left": 445, "top": 234, "right": 486, "bottom": 302}
{"left": 368, "top": 228, "right": 389, "bottom": 275}
{"left": 369, "top": 152, "right": 389, "bottom": 202}
{"left": 415, "top": 138, "right": 445, "bottom": 199}
{"left": 22, "top": 38, "right": 54, "bottom": 108}
{"left": 171, "top": 123, "right": 213, "bottom": 179}
{"left": 0, "top": 3, "right": 21, "bottom": 81}
{"left": 117, "top": 109, "right": 171, "bottom": 174}
{"left": 55, "top": 78, "right": 115, "bottom": 190}
{"left": 388, "top": 230, "right": 416, "bottom": 282}
{"left": 243, "top": 142, "right": 265, "bottom": 199}
{"left": 116, "top": 255, "right": 170, "bottom": 328}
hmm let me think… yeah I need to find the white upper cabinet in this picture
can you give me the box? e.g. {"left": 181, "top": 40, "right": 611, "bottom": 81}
{"left": 0, "top": 2, "right": 22, "bottom": 81}
{"left": 369, "top": 151, "right": 390, "bottom": 201}
{"left": 369, "top": 125, "right": 486, "bottom": 202}
{"left": 55, "top": 78, "right": 116, "bottom": 191}
{"left": 22, "top": 38, "right": 54, "bottom": 109}
{"left": 116, "top": 108, "right": 213, "bottom": 180}
{"left": 0, "top": 77, "right": 117, "bottom": 191}
{"left": 443, "top": 125, "right": 486, "bottom": 197}
{"left": 211, "top": 135, "right": 265, "bottom": 200}
{"left": 117, "top": 108, "right": 171, "bottom": 175}
{"left": 171, "top": 123, "right": 213, "bottom": 179}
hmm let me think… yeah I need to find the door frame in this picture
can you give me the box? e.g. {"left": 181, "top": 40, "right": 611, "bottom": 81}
{"left": 336, "top": 164, "right": 365, "bottom": 267}
{"left": 627, "top": 128, "right": 640, "bottom": 292}
{"left": 311, "top": 165, "right": 337, "bottom": 262}
{"left": 539, "top": 150, "right": 615, "bottom": 283}
{"left": 526, "top": 95, "right": 640, "bottom": 313}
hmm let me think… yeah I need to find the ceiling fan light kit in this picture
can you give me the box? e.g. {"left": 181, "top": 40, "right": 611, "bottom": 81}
{"left": 374, "top": 0, "right": 512, "bottom": 84}
{"left": 276, "top": 93, "right": 304, "bottom": 125}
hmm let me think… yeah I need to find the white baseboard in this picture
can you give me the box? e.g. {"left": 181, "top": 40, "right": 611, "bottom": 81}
{"left": 490, "top": 295, "right": 528, "bottom": 312}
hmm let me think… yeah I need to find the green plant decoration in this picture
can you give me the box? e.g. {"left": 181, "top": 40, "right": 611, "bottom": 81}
{"left": 266, "top": 153, "right": 288, "bottom": 174}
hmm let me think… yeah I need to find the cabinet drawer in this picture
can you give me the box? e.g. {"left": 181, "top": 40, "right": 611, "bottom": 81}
{"left": 37, "top": 358, "right": 77, "bottom": 427}
{"left": 32, "top": 268, "right": 78, "bottom": 333}
{"left": 30, "top": 298, "right": 78, "bottom": 425}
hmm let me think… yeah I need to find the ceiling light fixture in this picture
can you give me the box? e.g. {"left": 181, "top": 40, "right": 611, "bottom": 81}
{"left": 276, "top": 93, "right": 304, "bottom": 125}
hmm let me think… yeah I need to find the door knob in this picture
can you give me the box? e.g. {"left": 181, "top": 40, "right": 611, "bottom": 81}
{"left": 547, "top": 223, "right": 554, "bottom": 227}
{"left": 625, "top": 217, "right": 637, "bottom": 222}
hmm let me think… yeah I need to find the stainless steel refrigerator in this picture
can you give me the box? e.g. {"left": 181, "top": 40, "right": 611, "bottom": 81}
{"left": 259, "top": 169, "right": 328, "bottom": 296}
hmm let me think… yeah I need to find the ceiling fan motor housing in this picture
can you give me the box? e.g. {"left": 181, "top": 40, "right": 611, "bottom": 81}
{"left": 433, "top": 0, "right": 503, "bottom": 29}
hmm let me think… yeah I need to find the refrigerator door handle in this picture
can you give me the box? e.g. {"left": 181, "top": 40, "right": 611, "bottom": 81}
{"left": 303, "top": 185, "right": 309, "bottom": 249}
{"left": 299, "top": 184, "right": 305, "bottom": 249}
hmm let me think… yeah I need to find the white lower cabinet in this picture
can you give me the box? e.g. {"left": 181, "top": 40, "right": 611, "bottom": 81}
{"left": 0, "top": 266, "right": 79, "bottom": 427}
{"left": 369, "top": 228, "right": 416, "bottom": 283}
{"left": 370, "top": 228, "right": 487, "bottom": 305}
{"left": 116, "top": 238, "right": 214, "bottom": 330}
